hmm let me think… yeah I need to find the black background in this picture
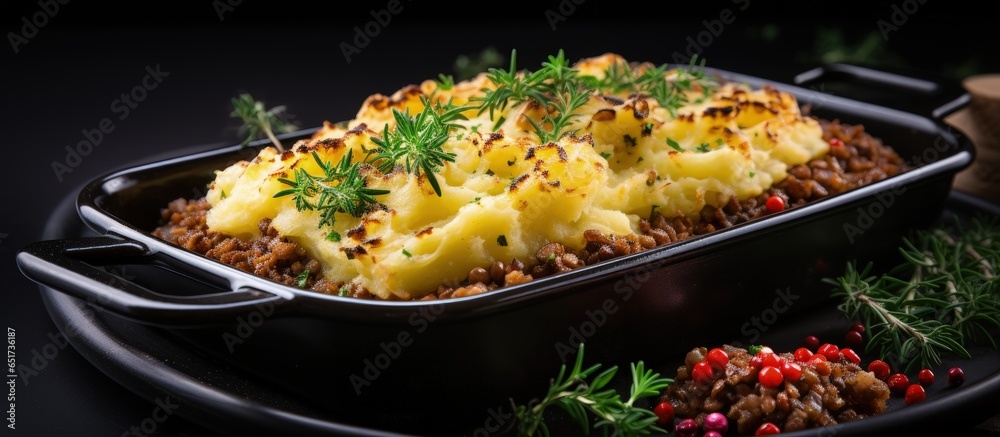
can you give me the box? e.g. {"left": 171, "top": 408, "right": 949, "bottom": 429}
{"left": 2, "top": 0, "right": 998, "bottom": 436}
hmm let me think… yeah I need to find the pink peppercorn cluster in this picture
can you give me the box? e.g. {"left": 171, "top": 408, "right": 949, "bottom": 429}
{"left": 654, "top": 322, "right": 969, "bottom": 435}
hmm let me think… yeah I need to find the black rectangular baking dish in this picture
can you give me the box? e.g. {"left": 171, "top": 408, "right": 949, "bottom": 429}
{"left": 16, "top": 63, "right": 975, "bottom": 435}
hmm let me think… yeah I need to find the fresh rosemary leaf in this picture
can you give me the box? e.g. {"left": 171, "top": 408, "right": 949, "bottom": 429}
{"left": 513, "top": 343, "right": 672, "bottom": 437}
{"left": 273, "top": 150, "right": 388, "bottom": 232}
{"left": 825, "top": 215, "right": 1000, "bottom": 372}
{"left": 230, "top": 93, "right": 299, "bottom": 152}
{"left": 369, "top": 98, "right": 464, "bottom": 197}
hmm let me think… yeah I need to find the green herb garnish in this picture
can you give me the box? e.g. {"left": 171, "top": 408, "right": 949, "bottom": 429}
{"left": 296, "top": 270, "right": 310, "bottom": 288}
{"left": 513, "top": 343, "right": 672, "bottom": 437}
{"left": 402, "top": 248, "right": 412, "bottom": 258}
{"left": 370, "top": 99, "right": 466, "bottom": 197}
{"left": 582, "top": 54, "right": 717, "bottom": 118}
{"left": 666, "top": 138, "right": 683, "bottom": 152}
{"left": 273, "top": 150, "right": 388, "bottom": 232}
{"left": 473, "top": 49, "right": 592, "bottom": 144}
{"left": 826, "top": 216, "right": 1000, "bottom": 372}
{"left": 230, "top": 93, "right": 299, "bottom": 152}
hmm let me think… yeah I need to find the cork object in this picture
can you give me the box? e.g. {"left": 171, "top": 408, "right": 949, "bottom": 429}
{"left": 946, "top": 74, "right": 1000, "bottom": 205}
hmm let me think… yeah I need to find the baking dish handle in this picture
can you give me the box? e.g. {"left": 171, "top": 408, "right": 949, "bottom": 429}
{"left": 16, "top": 235, "right": 288, "bottom": 327}
{"left": 793, "top": 63, "right": 970, "bottom": 120}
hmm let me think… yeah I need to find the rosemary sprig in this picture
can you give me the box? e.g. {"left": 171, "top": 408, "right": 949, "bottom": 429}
{"left": 230, "top": 93, "right": 300, "bottom": 152}
{"left": 369, "top": 98, "right": 466, "bottom": 196}
{"left": 825, "top": 215, "right": 1000, "bottom": 372}
{"left": 513, "top": 343, "right": 672, "bottom": 437}
{"left": 581, "top": 55, "right": 717, "bottom": 118}
{"left": 273, "top": 150, "right": 388, "bottom": 237}
{"left": 473, "top": 49, "right": 592, "bottom": 143}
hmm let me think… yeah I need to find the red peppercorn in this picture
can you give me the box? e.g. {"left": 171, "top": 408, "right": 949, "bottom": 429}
{"left": 781, "top": 361, "right": 803, "bottom": 381}
{"left": 868, "top": 360, "right": 891, "bottom": 381}
{"left": 948, "top": 367, "right": 966, "bottom": 387}
{"left": 844, "top": 330, "right": 864, "bottom": 348}
{"left": 691, "top": 360, "right": 714, "bottom": 384}
{"left": 841, "top": 348, "right": 861, "bottom": 365}
{"left": 829, "top": 138, "right": 845, "bottom": 147}
{"left": 755, "top": 422, "right": 781, "bottom": 436}
{"left": 759, "top": 366, "right": 785, "bottom": 388}
{"left": 888, "top": 373, "right": 910, "bottom": 394}
{"left": 765, "top": 195, "right": 785, "bottom": 213}
{"left": 761, "top": 352, "right": 785, "bottom": 369}
{"left": 808, "top": 354, "right": 831, "bottom": 377}
{"left": 905, "top": 383, "right": 927, "bottom": 405}
{"left": 804, "top": 335, "right": 820, "bottom": 350}
{"left": 849, "top": 322, "right": 866, "bottom": 334}
{"left": 706, "top": 347, "right": 729, "bottom": 370}
{"left": 793, "top": 347, "right": 812, "bottom": 362}
{"left": 817, "top": 343, "right": 840, "bottom": 361}
{"left": 918, "top": 369, "right": 935, "bottom": 387}
{"left": 653, "top": 401, "right": 674, "bottom": 425}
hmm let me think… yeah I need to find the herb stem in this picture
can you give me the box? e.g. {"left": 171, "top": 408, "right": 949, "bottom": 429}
{"left": 259, "top": 112, "right": 285, "bottom": 153}
{"left": 857, "top": 293, "right": 930, "bottom": 347}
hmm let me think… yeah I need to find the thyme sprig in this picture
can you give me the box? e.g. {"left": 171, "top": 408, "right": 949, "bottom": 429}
{"left": 514, "top": 343, "right": 672, "bottom": 437}
{"left": 825, "top": 215, "right": 1000, "bottom": 372}
{"left": 230, "top": 93, "right": 300, "bottom": 152}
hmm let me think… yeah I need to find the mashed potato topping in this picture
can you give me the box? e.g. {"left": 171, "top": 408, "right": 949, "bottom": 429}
{"left": 204, "top": 53, "right": 829, "bottom": 300}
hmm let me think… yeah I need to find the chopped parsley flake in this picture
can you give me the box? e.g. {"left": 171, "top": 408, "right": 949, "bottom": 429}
{"left": 666, "top": 138, "right": 683, "bottom": 152}
{"left": 623, "top": 134, "right": 637, "bottom": 147}
{"left": 296, "top": 270, "right": 310, "bottom": 287}
{"left": 402, "top": 248, "right": 412, "bottom": 258}
{"left": 326, "top": 231, "right": 341, "bottom": 242}
{"left": 600, "top": 152, "right": 612, "bottom": 160}
{"left": 695, "top": 143, "right": 710, "bottom": 153}
{"left": 749, "top": 171, "right": 756, "bottom": 178}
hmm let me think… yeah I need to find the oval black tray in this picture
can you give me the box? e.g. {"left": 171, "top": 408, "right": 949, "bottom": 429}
{"left": 34, "top": 187, "right": 1000, "bottom": 436}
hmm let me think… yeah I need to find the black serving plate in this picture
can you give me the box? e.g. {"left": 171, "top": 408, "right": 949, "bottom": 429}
{"left": 34, "top": 188, "right": 1000, "bottom": 436}
{"left": 15, "top": 63, "right": 986, "bottom": 435}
